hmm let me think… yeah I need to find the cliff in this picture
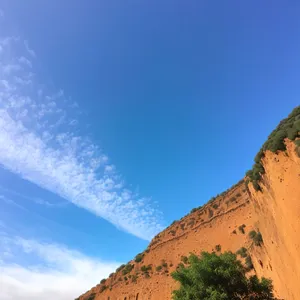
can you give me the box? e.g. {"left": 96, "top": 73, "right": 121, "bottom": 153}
{"left": 78, "top": 109, "right": 300, "bottom": 300}
{"left": 248, "top": 139, "right": 300, "bottom": 300}
{"left": 78, "top": 181, "right": 258, "bottom": 300}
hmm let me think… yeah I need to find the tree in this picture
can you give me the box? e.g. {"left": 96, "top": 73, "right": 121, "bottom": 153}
{"left": 171, "top": 251, "right": 275, "bottom": 300}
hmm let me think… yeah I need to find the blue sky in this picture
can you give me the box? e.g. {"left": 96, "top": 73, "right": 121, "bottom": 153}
{"left": 0, "top": 1, "right": 300, "bottom": 299}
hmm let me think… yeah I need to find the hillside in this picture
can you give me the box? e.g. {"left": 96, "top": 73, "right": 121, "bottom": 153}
{"left": 77, "top": 107, "right": 300, "bottom": 300}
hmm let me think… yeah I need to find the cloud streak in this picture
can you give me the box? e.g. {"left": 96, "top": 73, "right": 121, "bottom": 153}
{"left": 0, "top": 36, "right": 164, "bottom": 240}
{"left": 0, "top": 235, "right": 119, "bottom": 300}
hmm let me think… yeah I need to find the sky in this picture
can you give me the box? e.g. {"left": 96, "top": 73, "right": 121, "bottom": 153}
{"left": 0, "top": 1, "right": 299, "bottom": 299}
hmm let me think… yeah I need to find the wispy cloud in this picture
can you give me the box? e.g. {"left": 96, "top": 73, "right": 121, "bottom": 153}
{"left": 0, "top": 194, "right": 28, "bottom": 211}
{"left": 0, "top": 234, "right": 119, "bottom": 300}
{"left": 0, "top": 186, "right": 68, "bottom": 208}
{"left": 24, "top": 40, "right": 36, "bottom": 58}
{"left": 0, "top": 36, "right": 164, "bottom": 240}
{"left": 33, "top": 197, "right": 68, "bottom": 207}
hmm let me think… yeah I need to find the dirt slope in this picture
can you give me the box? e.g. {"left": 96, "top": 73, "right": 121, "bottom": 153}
{"left": 78, "top": 181, "right": 257, "bottom": 300}
{"left": 78, "top": 139, "right": 300, "bottom": 300}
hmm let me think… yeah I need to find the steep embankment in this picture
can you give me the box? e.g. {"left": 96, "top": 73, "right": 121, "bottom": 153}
{"left": 78, "top": 142, "right": 300, "bottom": 300}
{"left": 78, "top": 107, "right": 300, "bottom": 300}
{"left": 79, "top": 181, "right": 258, "bottom": 300}
{"left": 248, "top": 139, "right": 300, "bottom": 300}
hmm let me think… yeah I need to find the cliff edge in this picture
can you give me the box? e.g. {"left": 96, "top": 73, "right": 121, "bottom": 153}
{"left": 77, "top": 107, "right": 300, "bottom": 300}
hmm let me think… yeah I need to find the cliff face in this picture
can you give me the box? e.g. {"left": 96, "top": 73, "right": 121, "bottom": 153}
{"left": 79, "top": 182, "right": 257, "bottom": 300}
{"left": 248, "top": 140, "right": 300, "bottom": 300}
{"left": 79, "top": 139, "right": 300, "bottom": 300}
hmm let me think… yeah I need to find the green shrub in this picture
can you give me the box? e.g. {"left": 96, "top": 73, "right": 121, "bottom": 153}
{"left": 287, "top": 127, "right": 299, "bottom": 140}
{"left": 116, "top": 264, "right": 125, "bottom": 272}
{"left": 190, "top": 208, "right": 198, "bottom": 213}
{"left": 135, "top": 253, "right": 144, "bottom": 263}
{"left": 294, "top": 119, "right": 300, "bottom": 130}
{"left": 254, "top": 232, "right": 263, "bottom": 246}
{"left": 215, "top": 244, "right": 221, "bottom": 252}
{"left": 100, "top": 278, "right": 106, "bottom": 284}
{"left": 236, "top": 247, "right": 248, "bottom": 258}
{"left": 249, "top": 230, "right": 263, "bottom": 246}
{"left": 141, "top": 265, "right": 152, "bottom": 272}
{"left": 122, "top": 264, "right": 134, "bottom": 275}
{"left": 181, "top": 255, "right": 188, "bottom": 264}
{"left": 156, "top": 265, "right": 162, "bottom": 272}
{"left": 249, "top": 230, "right": 257, "bottom": 239}
{"left": 176, "top": 263, "right": 184, "bottom": 270}
{"left": 171, "top": 252, "right": 275, "bottom": 300}
{"left": 87, "top": 293, "right": 96, "bottom": 300}
{"left": 208, "top": 208, "right": 214, "bottom": 218}
{"left": 131, "top": 274, "right": 138, "bottom": 283}
{"left": 246, "top": 106, "right": 300, "bottom": 189}
{"left": 99, "top": 284, "right": 107, "bottom": 293}
{"left": 212, "top": 203, "right": 219, "bottom": 209}
{"left": 162, "top": 262, "right": 168, "bottom": 268}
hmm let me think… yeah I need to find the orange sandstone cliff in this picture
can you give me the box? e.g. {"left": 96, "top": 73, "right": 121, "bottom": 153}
{"left": 78, "top": 141, "right": 300, "bottom": 300}
{"left": 247, "top": 139, "right": 300, "bottom": 300}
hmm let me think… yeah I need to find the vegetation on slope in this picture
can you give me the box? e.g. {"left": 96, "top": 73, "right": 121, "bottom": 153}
{"left": 171, "top": 251, "right": 276, "bottom": 300}
{"left": 246, "top": 106, "right": 300, "bottom": 191}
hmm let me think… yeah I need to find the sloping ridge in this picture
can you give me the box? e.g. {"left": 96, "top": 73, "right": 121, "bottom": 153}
{"left": 78, "top": 181, "right": 257, "bottom": 300}
{"left": 78, "top": 107, "right": 300, "bottom": 300}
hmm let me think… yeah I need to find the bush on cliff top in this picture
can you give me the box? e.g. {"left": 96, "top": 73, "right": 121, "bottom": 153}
{"left": 246, "top": 106, "right": 300, "bottom": 191}
{"left": 122, "top": 263, "right": 134, "bottom": 275}
{"left": 86, "top": 293, "right": 96, "bottom": 300}
{"left": 134, "top": 252, "right": 144, "bottom": 263}
{"left": 171, "top": 251, "right": 275, "bottom": 300}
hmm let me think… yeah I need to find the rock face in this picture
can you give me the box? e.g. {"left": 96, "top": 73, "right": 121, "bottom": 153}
{"left": 79, "top": 181, "right": 257, "bottom": 300}
{"left": 78, "top": 139, "right": 300, "bottom": 300}
{"left": 248, "top": 140, "right": 300, "bottom": 300}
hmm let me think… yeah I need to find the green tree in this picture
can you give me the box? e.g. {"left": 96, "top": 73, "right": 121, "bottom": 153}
{"left": 171, "top": 251, "right": 275, "bottom": 300}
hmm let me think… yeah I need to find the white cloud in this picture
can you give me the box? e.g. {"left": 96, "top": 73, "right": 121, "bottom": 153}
{"left": 0, "top": 185, "right": 68, "bottom": 208}
{"left": 19, "top": 56, "right": 32, "bottom": 68}
{"left": 0, "top": 235, "right": 119, "bottom": 300}
{"left": 33, "top": 197, "right": 67, "bottom": 207}
{"left": 0, "top": 36, "right": 163, "bottom": 240}
{"left": 3, "top": 63, "right": 22, "bottom": 74}
{"left": 24, "top": 40, "right": 36, "bottom": 57}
